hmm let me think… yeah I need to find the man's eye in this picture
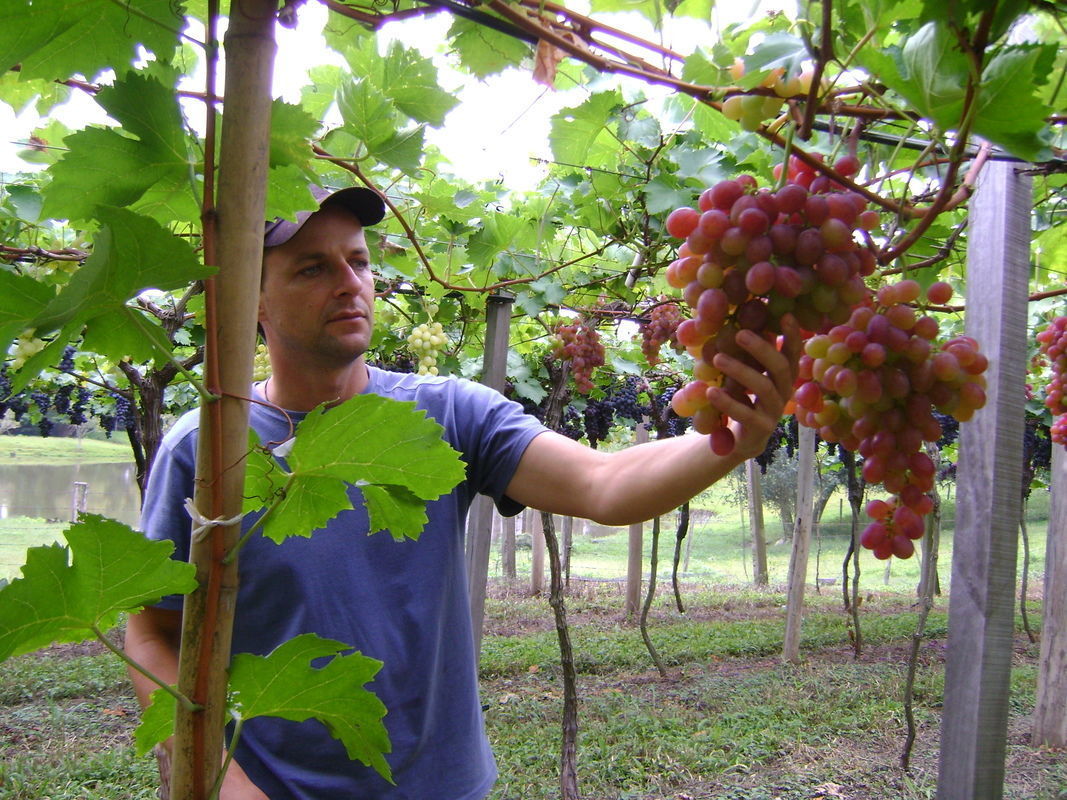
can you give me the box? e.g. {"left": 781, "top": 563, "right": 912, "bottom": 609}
{"left": 299, "top": 264, "right": 323, "bottom": 276}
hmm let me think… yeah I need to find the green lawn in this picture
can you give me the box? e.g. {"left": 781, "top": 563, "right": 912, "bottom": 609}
{"left": 0, "top": 435, "right": 133, "bottom": 465}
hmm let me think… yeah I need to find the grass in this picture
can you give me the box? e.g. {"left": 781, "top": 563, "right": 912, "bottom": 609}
{"left": 1, "top": 588, "right": 1062, "bottom": 800}
{"left": 0, "top": 435, "right": 132, "bottom": 465}
{"left": 0, "top": 517, "right": 68, "bottom": 582}
{"left": 500, "top": 481, "right": 1052, "bottom": 596}
{"left": 0, "top": 465, "right": 1059, "bottom": 798}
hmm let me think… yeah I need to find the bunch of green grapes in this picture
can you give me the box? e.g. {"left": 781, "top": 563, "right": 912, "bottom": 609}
{"left": 252, "top": 343, "right": 271, "bottom": 381}
{"left": 407, "top": 321, "right": 447, "bottom": 376}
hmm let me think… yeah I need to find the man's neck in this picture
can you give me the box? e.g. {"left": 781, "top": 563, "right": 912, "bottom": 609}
{"left": 264, "top": 359, "right": 371, "bottom": 412}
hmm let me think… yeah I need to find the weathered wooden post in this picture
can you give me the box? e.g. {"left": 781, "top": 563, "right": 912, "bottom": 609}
{"left": 937, "top": 159, "right": 1030, "bottom": 799}
{"left": 1033, "top": 441, "right": 1066, "bottom": 746}
{"left": 746, "top": 460, "right": 768, "bottom": 586}
{"left": 625, "top": 417, "right": 649, "bottom": 615}
{"left": 530, "top": 507, "right": 545, "bottom": 595}
{"left": 466, "top": 292, "right": 513, "bottom": 649}
{"left": 783, "top": 423, "right": 815, "bottom": 662}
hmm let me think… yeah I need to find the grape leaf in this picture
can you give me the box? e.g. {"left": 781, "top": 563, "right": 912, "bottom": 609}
{"left": 0, "top": 271, "right": 53, "bottom": 356}
{"left": 340, "top": 37, "right": 458, "bottom": 128}
{"left": 336, "top": 77, "right": 400, "bottom": 148}
{"left": 80, "top": 306, "right": 176, "bottom": 367}
{"left": 247, "top": 395, "right": 465, "bottom": 544}
{"left": 228, "top": 634, "right": 391, "bottom": 781}
{"left": 42, "top": 71, "right": 192, "bottom": 224}
{"left": 0, "top": 0, "right": 183, "bottom": 81}
{"left": 135, "top": 687, "right": 178, "bottom": 756}
{"left": 269, "top": 100, "right": 320, "bottom": 169}
{"left": 0, "top": 515, "right": 197, "bottom": 660}
{"left": 549, "top": 91, "right": 623, "bottom": 167}
{"left": 31, "top": 206, "right": 213, "bottom": 336}
{"left": 447, "top": 17, "right": 530, "bottom": 79}
{"left": 970, "top": 44, "right": 1056, "bottom": 163}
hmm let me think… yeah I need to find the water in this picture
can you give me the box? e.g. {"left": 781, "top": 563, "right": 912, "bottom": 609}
{"left": 0, "top": 461, "right": 141, "bottom": 527}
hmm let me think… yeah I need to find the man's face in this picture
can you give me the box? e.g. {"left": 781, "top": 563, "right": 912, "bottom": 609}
{"left": 259, "top": 205, "right": 375, "bottom": 371}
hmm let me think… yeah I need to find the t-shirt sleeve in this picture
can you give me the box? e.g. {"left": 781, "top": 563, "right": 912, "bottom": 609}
{"left": 139, "top": 423, "right": 198, "bottom": 610}
{"left": 451, "top": 380, "right": 547, "bottom": 517}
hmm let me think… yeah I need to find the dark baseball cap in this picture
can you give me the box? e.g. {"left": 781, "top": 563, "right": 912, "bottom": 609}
{"left": 264, "top": 184, "right": 387, "bottom": 247}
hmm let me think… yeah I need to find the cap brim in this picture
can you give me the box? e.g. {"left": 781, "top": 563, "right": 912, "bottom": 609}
{"left": 264, "top": 185, "right": 387, "bottom": 247}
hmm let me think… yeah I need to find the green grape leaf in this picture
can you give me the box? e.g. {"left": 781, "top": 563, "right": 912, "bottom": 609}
{"left": 255, "top": 395, "right": 465, "bottom": 544}
{"left": 0, "top": 515, "right": 197, "bottom": 661}
{"left": 243, "top": 432, "right": 289, "bottom": 516}
{"left": 467, "top": 215, "right": 536, "bottom": 268}
{"left": 0, "top": 271, "right": 53, "bottom": 356}
{"left": 42, "top": 71, "right": 191, "bottom": 223}
{"left": 80, "top": 306, "right": 175, "bottom": 367}
{"left": 269, "top": 100, "right": 320, "bottom": 169}
{"left": 336, "top": 77, "right": 400, "bottom": 148}
{"left": 549, "top": 91, "right": 623, "bottom": 168}
{"left": 899, "top": 22, "right": 970, "bottom": 128}
{"left": 4, "top": 184, "right": 44, "bottom": 223}
{"left": 135, "top": 687, "right": 178, "bottom": 756}
{"left": 379, "top": 40, "right": 459, "bottom": 127}
{"left": 32, "top": 206, "right": 213, "bottom": 336}
{"left": 341, "top": 37, "right": 457, "bottom": 128}
{"left": 228, "top": 634, "right": 391, "bottom": 781}
{"left": 970, "top": 44, "right": 1056, "bottom": 163}
{"left": 447, "top": 17, "right": 530, "bottom": 79}
{"left": 0, "top": 0, "right": 184, "bottom": 81}
{"left": 370, "top": 126, "right": 426, "bottom": 175}
{"left": 301, "top": 64, "right": 345, "bottom": 120}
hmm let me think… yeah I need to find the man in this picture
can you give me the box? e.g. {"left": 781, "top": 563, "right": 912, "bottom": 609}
{"left": 125, "top": 184, "right": 800, "bottom": 799}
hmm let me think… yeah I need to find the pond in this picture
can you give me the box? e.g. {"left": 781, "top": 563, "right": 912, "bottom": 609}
{"left": 0, "top": 461, "right": 141, "bottom": 527}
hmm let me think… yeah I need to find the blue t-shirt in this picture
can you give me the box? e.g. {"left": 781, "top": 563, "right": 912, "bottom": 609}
{"left": 140, "top": 366, "right": 547, "bottom": 799}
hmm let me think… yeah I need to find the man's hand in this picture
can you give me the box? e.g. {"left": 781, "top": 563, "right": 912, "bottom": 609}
{"left": 708, "top": 313, "right": 802, "bottom": 460}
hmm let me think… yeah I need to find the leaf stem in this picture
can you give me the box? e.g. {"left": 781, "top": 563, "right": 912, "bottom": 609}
{"left": 91, "top": 624, "right": 201, "bottom": 712}
{"left": 208, "top": 717, "right": 246, "bottom": 800}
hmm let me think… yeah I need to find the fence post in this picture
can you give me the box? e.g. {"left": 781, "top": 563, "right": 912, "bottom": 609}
{"left": 937, "top": 159, "right": 1030, "bottom": 799}
{"left": 625, "top": 417, "right": 649, "bottom": 615}
{"left": 70, "top": 481, "right": 88, "bottom": 522}
{"left": 466, "top": 292, "right": 514, "bottom": 650}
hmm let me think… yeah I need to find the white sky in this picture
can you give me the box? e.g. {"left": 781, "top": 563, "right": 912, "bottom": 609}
{"left": 0, "top": 1, "right": 788, "bottom": 184}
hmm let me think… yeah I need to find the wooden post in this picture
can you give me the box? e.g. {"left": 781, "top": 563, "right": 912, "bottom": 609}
{"left": 783, "top": 423, "right": 815, "bottom": 662}
{"left": 625, "top": 417, "right": 650, "bottom": 615}
{"left": 937, "top": 160, "right": 1031, "bottom": 800}
{"left": 70, "top": 481, "right": 88, "bottom": 522}
{"left": 466, "top": 293, "right": 513, "bottom": 650}
{"left": 1033, "top": 442, "right": 1066, "bottom": 746}
{"left": 530, "top": 507, "right": 545, "bottom": 595}
{"left": 746, "top": 460, "right": 768, "bottom": 586}
{"left": 501, "top": 512, "right": 516, "bottom": 580}
{"left": 561, "top": 515, "right": 574, "bottom": 585}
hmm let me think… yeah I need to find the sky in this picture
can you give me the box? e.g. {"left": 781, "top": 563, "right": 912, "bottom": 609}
{"left": 0, "top": 1, "right": 788, "bottom": 184}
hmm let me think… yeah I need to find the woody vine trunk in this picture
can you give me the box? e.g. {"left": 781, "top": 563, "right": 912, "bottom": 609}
{"left": 169, "top": 2, "right": 277, "bottom": 797}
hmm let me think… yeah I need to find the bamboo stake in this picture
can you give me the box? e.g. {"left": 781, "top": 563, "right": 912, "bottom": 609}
{"left": 170, "top": 3, "right": 277, "bottom": 797}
